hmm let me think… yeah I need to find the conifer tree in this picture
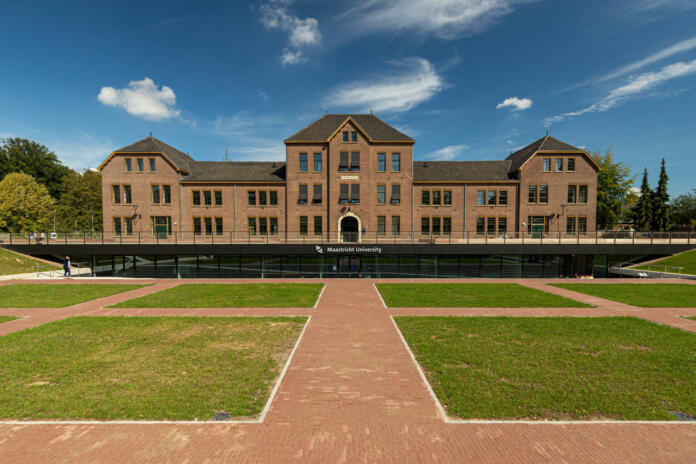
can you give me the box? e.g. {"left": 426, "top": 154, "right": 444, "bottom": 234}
{"left": 651, "top": 158, "right": 671, "bottom": 231}
{"left": 632, "top": 168, "right": 652, "bottom": 231}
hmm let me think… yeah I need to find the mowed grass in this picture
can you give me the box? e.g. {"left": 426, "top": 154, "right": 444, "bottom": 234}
{"left": 0, "top": 316, "right": 18, "bottom": 324}
{"left": 0, "top": 284, "right": 147, "bottom": 308}
{"left": 0, "top": 248, "right": 59, "bottom": 276}
{"left": 553, "top": 283, "right": 696, "bottom": 307}
{"left": 0, "top": 316, "right": 307, "bottom": 420}
{"left": 111, "top": 283, "right": 324, "bottom": 308}
{"left": 635, "top": 249, "right": 696, "bottom": 276}
{"left": 376, "top": 283, "right": 589, "bottom": 307}
{"left": 395, "top": 316, "right": 696, "bottom": 420}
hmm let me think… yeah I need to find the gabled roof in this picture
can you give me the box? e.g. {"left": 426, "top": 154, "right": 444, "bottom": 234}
{"left": 414, "top": 161, "right": 514, "bottom": 182}
{"left": 99, "top": 136, "right": 196, "bottom": 173}
{"left": 506, "top": 135, "right": 585, "bottom": 172}
{"left": 182, "top": 162, "right": 286, "bottom": 183}
{"left": 285, "top": 114, "right": 414, "bottom": 143}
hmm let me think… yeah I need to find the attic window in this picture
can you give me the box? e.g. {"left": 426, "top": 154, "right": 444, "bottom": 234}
{"left": 351, "top": 131, "right": 357, "bottom": 143}
{"left": 342, "top": 131, "right": 349, "bottom": 143}
{"left": 149, "top": 158, "right": 156, "bottom": 171}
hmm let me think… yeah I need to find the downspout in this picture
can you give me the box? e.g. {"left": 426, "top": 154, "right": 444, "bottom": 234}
{"left": 178, "top": 171, "right": 184, "bottom": 235}
{"left": 326, "top": 143, "right": 330, "bottom": 241}
{"left": 233, "top": 184, "right": 237, "bottom": 240}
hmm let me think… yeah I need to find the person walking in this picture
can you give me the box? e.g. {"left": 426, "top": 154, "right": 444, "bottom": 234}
{"left": 63, "top": 256, "right": 71, "bottom": 278}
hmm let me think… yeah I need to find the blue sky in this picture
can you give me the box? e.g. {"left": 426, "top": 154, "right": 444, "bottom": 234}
{"left": 1, "top": 0, "right": 695, "bottom": 194}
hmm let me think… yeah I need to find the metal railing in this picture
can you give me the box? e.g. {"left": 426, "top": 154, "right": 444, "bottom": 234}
{"left": 1, "top": 230, "right": 694, "bottom": 246}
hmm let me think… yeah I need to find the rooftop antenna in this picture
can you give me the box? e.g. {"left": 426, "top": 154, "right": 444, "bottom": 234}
{"left": 370, "top": 109, "right": 373, "bottom": 116}
{"left": 546, "top": 129, "right": 549, "bottom": 137}
{"left": 225, "top": 145, "right": 228, "bottom": 161}
{"left": 149, "top": 131, "right": 152, "bottom": 137}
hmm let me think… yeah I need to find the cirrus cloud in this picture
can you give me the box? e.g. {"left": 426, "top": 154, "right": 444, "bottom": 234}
{"left": 98, "top": 77, "right": 180, "bottom": 121}
{"left": 425, "top": 144, "right": 470, "bottom": 161}
{"left": 496, "top": 96, "right": 532, "bottom": 111}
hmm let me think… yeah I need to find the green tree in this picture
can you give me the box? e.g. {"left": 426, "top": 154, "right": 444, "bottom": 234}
{"left": 0, "top": 138, "right": 73, "bottom": 198}
{"left": 632, "top": 168, "right": 653, "bottom": 231}
{"left": 0, "top": 173, "right": 56, "bottom": 233}
{"left": 651, "top": 158, "right": 671, "bottom": 231}
{"left": 671, "top": 189, "right": 696, "bottom": 230}
{"left": 55, "top": 170, "right": 103, "bottom": 233}
{"left": 591, "top": 149, "right": 633, "bottom": 230}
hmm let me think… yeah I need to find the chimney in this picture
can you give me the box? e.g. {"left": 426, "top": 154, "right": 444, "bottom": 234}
{"left": 424, "top": 161, "right": 428, "bottom": 167}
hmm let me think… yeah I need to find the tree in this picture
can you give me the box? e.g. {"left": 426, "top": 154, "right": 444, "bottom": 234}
{"left": 0, "top": 138, "right": 73, "bottom": 198}
{"left": 55, "top": 170, "right": 103, "bottom": 233}
{"left": 671, "top": 189, "right": 696, "bottom": 230}
{"left": 0, "top": 173, "right": 56, "bottom": 233}
{"left": 651, "top": 158, "right": 671, "bottom": 231}
{"left": 632, "top": 168, "right": 653, "bottom": 231}
{"left": 591, "top": 149, "right": 633, "bottom": 230}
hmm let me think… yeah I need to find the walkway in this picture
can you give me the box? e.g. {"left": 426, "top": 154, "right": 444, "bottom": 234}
{"left": 1, "top": 278, "right": 695, "bottom": 463}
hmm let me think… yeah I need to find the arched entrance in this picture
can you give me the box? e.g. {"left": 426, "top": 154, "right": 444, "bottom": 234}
{"left": 338, "top": 213, "right": 361, "bottom": 243}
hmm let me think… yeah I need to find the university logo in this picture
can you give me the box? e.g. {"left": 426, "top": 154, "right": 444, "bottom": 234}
{"left": 315, "top": 245, "right": 323, "bottom": 254}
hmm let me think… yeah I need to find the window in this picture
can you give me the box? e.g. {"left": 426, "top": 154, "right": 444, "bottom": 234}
{"left": 528, "top": 185, "right": 537, "bottom": 203}
{"left": 314, "top": 216, "right": 322, "bottom": 235}
{"left": 312, "top": 184, "right": 322, "bottom": 204}
{"left": 204, "top": 191, "right": 212, "bottom": 206}
{"left": 215, "top": 217, "right": 223, "bottom": 235}
{"left": 342, "top": 131, "right": 349, "bottom": 143}
{"left": 392, "top": 216, "right": 400, "bottom": 236}
{"left": 248, "top": 217, "right": 256, "bottom": 235}
{"left": 124, "top": 217, "right": 133, "bottom": 236}
{"left": 350, "top": 152, "right": 360, "bottom": 171}
{"left": 391, "top": 184, "right": 401, "bottom": 205}
{"left": 443, "top": 190, "right": 452, "bottom": 206}
{"left": 567, "top": 158, "right": 576, "bottom": 171}
{"left": 487, "top": 217, "right": 496, "bottom": 234}
{"left": 539, "top": 185, "right": 548, "bottom": 204}
{"left": 193, "top": 191, "right": 201, "bottom": 206}
{"left": 498, "top": 190, "right": 507, "bottom": 206}
{"left": 578, "top": 185, "right": 588, "bottom": 204}
{"left": 350, "top": 184, "right": 360, "bottom": 203}
{"left": 148, "top": 215, "right": 170, "bottom": 235}
{"left": 123, "top": 185, "right": 132, "bottom": 204}
{"left": 477, "top": 190, "right": 486, "bottom": 205}
{"left": 377, "top": 153, "right": 386, "bottom": 172}
{"left": 351, "top": 131, "right": 357, "bottom": 143}
{"left": 432, "top": 217, "right": 441, "bottom": 235}
{"left": 543, "top": 158, "right": 551, "bottom": 171}
{"left": 125, "top": 158, "right": 132, "bottom": 172}
{"left": 377, "top": 216, "right": 386, "bottom": 235}
{"left": 555, "top": 158, "right": 563, "bottom": 171}
{"left": 421, "top": 217, "right": 430, "bottom": 234}
{"left": 162, "top": 185, "right": 171, "bottom": 204}
{"left": 112, "top": 185, "right": 121, "bottom": 204}
{"left": 568, "top": 185, "right": 577, "bottom": 203}
{"left": 433, "top": 191, "right": 441, "bottom": 206}
{"left": 443, "top": 217, "right": 451, "bottom": 235}
{"left": 422, "top": 190, "right": 431, "bottom": 205}
{"left": 578, "top": 216, "right": 587, "bottom": 234}
{"left": 487, "top": 191, "right": 497, "bottom": 205}
{"left": 314, "top": 153, "right": 322, "bottom": 171}
{"left": 113, "top": 217, "right": 122, "bottom": 235}
{"left": 193, "top": 217, "right": 202, "bottom": 236}
{"left": 339, "top": 184, "right": 349, "bottom": 203}
{"left": 214, "top": 190, "right": 222, "bottom": 206}
{"left": 270, "top": 217, "right": 278, "bottom": 235}
{"left": 377, "top": 185, "right": 386, "bottom": 204}
{"left": 298, "top": 184, "right": 308, "bottom": 204}
{"left": 137, "top": 158, "right": 144, "bottom": 172}
{"left": 299, "top": 153, "right": 308, "bottom": 172}
{"left": 151, "top": 185, "right": 160, "bottom": 204}
{"left": 248, "top": 191, "right": 256, "bottom": 206}
{"left": 149, "top": 158, "right": 156, "bottom": 172}
{"left": 204, "top": 217, "right": 212, "bottom": 236}
{"left": 259, "top": 217, "right": 267, "bottom": 235}
{"left": 259, "top": 191, "right": 267, "bottom": 206}
{"left": 339, "top": 152, "right": 349, "bottom": 171}
{"left": 392, "top": 153, "right": 401, "bottom": 172}
{"left": 498, "top": 217, "right": 507, "bottom": 234}
{"left": 476, "top": 217, "right": 485, "bottom": 235}
{"left": 567, "top": 217, "right": 576, "bottom": 234}
{"left": 269, "top": 191, "right": 278, "bottom": 206}
{"left": 299, "top": 216, "right": 308, "bottom": 235}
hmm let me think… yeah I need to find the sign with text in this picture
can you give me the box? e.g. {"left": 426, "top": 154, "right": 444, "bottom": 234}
{"left": 315, "top": 245, "right": 382, "bottom": 254}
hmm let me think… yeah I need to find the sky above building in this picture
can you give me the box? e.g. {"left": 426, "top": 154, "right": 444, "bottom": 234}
{"left": 1, "top": 0, "right": 695, "bottom": 194}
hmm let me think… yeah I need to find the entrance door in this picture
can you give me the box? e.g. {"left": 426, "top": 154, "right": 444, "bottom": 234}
{"left": 340, "top": 216, "right": 359, "bottom": 242}
{"left": 338, "top": 255, "right": 361, "bottom": 277}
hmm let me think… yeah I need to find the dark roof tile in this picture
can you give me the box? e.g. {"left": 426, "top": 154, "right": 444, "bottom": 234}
{"left": 285, "top": 114, "right": 414, "bottom": 142}
{"left": 506, "top": 135, "right": 583, "bottom": 172}
{"left": 183, "top": 161, "right": 286, "bottom": 182}
{"left": 113, "top": 136, "right": 195, "bottom": 173}
{"left": 414, "top": 161, "right": 513, "bottom": 182}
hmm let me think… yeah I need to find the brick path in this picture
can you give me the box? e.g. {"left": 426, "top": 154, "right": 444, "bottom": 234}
{"left": 1, "top": 278, "right": 696, "bottom": 463}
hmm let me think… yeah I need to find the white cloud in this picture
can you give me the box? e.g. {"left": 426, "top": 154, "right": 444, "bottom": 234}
{"left": 496, "top": 96, "right": 532, "bottom": 111}
{"left": 544, "top": 58, "right": 696, "bottom": 126}
{"left": 327, "top": 57, "right": 444, "bottom": 113}
{"left": 260, "top": 0, "right": 320, "bottom": 65}
{"left": 425, "top": 144, "right": 470, "bottom": 161}
{"left": 339, "top": 0, "right": 535, "bottom": 39}
{"left": 98, "top": 77, "right": 180, "bottom": 121}
{"left": 280, "top": 48, "right": 306, "bottom": 65}
{"left": 625, "top": 0, "right": 696, "bottom": 13}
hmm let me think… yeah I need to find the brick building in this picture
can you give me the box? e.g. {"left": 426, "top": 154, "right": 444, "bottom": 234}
{"left": 99, "top": 114, "right": 598, "bottom": 241}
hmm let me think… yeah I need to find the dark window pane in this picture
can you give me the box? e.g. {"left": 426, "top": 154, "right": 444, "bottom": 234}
{"left": 214, "top": 191, "right": 222, "bottom": 205}
{"left": 477, "top": 190, "right": 485, "bottom": 205}
{"left": 350, "top": 184, "right": 360, "bottom": 203}
{"left": 350, "top": 152, "right": 360, "bottom": 171}
{"left": 204, "top": 191, "right": 212, "bottom": 205}
{"left": 298, "top": 184, "right": 308, "bottom": 204}
{"left": 193, "top": 191, "right": 201, "bottom": 205}
{"left": 421, "top": 190, "right": 430, "bottom": 205}
{"left": 269, "top": 191, "right": 278, "bottom": 205}
{"left": 339, "top": 152, "right": 349, "bottom": 171}
{"left": 313, "top": 184, "right": 322, "bottom": 204}
{"left": 299, "top": 153, "right": 307, "bottom": 171}
{"left": 391, "top": 184, "right": 400, "bottom": 204}
{"left": 498, "top": 190, "right": 507, "bottom": 205}
{"left": 433, "top": 191, "right": 441, "bottom": 205}
{"left": 421, "top": 217, "right": 430, "bottom": 234}
{"left": 443, "top": 190, "right": 451, "bottom": 205}
{"left": 339, "top": 184, "right": 349, "bottom": 203}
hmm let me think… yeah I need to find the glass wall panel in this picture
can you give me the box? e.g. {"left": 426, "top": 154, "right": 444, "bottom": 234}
{"left": 156, "top": 255, "right": 177, "bottom": 277}
{"left": 543, "top": 255, "right": 561, "bottom": 278}
{"left": 240, "top": 256, "right": 262, "bottom": 277}
{"left": 362, "top": 256, "right": 380, "bottom": 278}
{"left": 94, "top": 255, "right": 114, "bottom": 277}
{"left": 379, "top": 255, "right": 400, "bottom": 278}
{"left": 500, "top": 255, "right": 522, "bottom": 278}
{"left": 419, "top": 255, "right": 437, "bottom": 278}
{"left": 522, "top": 255, "right": 544, "bottom": 278}
{"left": 399, "top": 256, "right": 419, "bottom": 278}
{"left": 480, "top": 255, "right": 501, "bottom": 278}
{"left": 321, "top": 256, "right": 338, "bottom": 278}
{"left": 302, "top": 256, "right": 322, "bottom": 278}
{"left": 459, "top": 256, "right": 480, "bottom": 277}
{"left": 178, "top": 254, "right": 198, "bottom": 278}
{"left": 198, "top": 255, "right": 219, "bottom": 278}
{"left": 438, "top": 256, "right": 459, "bottom": 278}
{"left": 280, "top": 256, "right": 301, "bottom": 278}
{"left": 220, "top": 255, "right": 242, "bottom": 277}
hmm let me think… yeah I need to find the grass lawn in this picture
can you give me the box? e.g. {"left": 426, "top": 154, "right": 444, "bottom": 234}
{"left": 0, "top": 248, "right": 59, "bottom": 276}
{"left": 376, "top": 283, "right": 590, "bottom": 307}
{"left": 635, "top": 249, "right": 696, "bottom": 276}
{"left": 0, "top": 284, "right": 147, "bottom": 308}
{"left": 0, "top": 316, "right": 18, "bottom": 324}
{"left": 0, "top": 316, "right": 307, "bottom": 420}
{"left": 395, "top": 316, "right": 696, "bottom": 420}
{"left": 552, "top": 283, "right": 696, "bottom": 307}
{"left": 110, "top": 283, "right": 323, "bottom": 308}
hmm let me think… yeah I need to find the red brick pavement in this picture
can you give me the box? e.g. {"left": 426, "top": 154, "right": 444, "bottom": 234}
{"left": 1, "top": 278, "right": 696, "bottom": 463}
